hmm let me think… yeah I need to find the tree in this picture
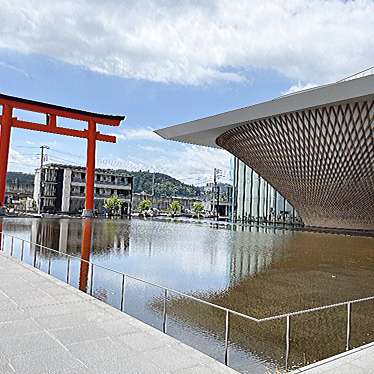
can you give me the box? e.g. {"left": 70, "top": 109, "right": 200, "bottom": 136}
{"left": 192, "top": 201, "right": 204, "bottom": 218}
{"left": 138, "top": 199, "right": 152, "bottom": 212}
{"left": 169, "top": 200, "right": 181, "bottom": 216}
{"left": 104, "top": 195, "right": 122, "bottom": 216}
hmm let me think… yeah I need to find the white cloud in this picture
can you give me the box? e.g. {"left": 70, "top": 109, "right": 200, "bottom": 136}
{"left": 282, "top": 82, "right": 318, "bottom": 96}
{"left": 151, "top": 145, "right": 230, "bottom": 185}
{"left": 0, "top": 0, "right": 373, "bottom": 85}
{"left": 114, "top": 127, "right": 161, "bottom": 141}
{"left": 8, "top": 148, "right": 39, "bottom": 172}
{"left": 98, "top": 145, "right": 230, "bottom": 185}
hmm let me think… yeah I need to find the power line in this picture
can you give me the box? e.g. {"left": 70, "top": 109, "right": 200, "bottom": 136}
{"left": 48, "top": 148, "right": 82, "bottom": 159}
{"left": 12, "top": 145, "right": 39, "bottom": 149}
{"left": 48, "top": 155, "right": 81, "bottom": 166}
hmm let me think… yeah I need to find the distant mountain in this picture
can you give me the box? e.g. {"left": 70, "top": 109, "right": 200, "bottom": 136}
{"left": 120, "top": 170, "right": 203, "bottom": 198}
{"left": 6, "top": 170, "right": 203, "bottom": 198}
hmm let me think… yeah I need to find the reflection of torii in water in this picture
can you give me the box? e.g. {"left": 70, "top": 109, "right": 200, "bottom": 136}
{"left": 0, "top": 93, "right": 125, "bottom": 217}
{"left": 79, "top": 218, "right": 93, "bottom": 292}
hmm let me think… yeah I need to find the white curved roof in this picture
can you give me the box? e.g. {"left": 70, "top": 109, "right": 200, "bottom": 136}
{"left": 155, "top": 74, "right": 374, "bottom": 148}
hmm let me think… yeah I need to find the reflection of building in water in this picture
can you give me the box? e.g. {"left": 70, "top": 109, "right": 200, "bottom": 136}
{"left": 34, "top": 164, "right": 133, "bottom": 216}
{"left": 226, "top": 226, "right": 291, "bottom": 286}
{"left": 30, "top": 218, "right": 130, "bottom": 256}
{"left": 228, "top": 248, "right": 272, "bottom": 286}
{"left": 31, "top": 218, "right": 61, "bottom": 251}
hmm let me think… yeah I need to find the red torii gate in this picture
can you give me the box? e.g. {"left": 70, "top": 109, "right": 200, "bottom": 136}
{"left": 0, "top": 93, "right": 125, "bottom": 217}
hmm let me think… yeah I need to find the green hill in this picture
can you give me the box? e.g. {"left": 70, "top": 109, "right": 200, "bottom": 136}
{"left": 119, "top": 170, "right": 203, "bottom": 198}
{"left": 6, "top": 172, "right": 34, "bottom": 185}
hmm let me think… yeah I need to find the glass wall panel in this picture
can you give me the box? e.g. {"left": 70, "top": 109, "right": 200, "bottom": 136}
{"left": 231, "top": 157, "right": 301, "bottom": 225}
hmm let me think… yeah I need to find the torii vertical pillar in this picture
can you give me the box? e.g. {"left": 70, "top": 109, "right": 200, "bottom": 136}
{"left": 0, "top": 104, "right": 13, "bottom": 216}
{"left": 82, "top": 119, "right": 96, "bottom": 218}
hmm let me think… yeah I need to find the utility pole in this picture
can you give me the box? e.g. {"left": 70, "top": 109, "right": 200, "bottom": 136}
{"left": 213, "top": 168, "right": 222, "bottom": 221}
{"left": 151, "top": 171, "right": 155, "bottom": 204}
{"left": 38, "top": 145, "right": 49, "bottom": 214}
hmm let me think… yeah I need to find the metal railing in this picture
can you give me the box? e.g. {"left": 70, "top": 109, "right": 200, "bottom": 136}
{"left": 1, "top": 231, "right": 374, "bottom": 371}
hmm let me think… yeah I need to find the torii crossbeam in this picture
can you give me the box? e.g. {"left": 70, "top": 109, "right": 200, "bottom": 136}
{"left": 0, "top": 93, "right": 125, "bottom": 217}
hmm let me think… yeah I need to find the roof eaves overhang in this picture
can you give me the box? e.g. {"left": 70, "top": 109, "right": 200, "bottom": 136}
{"left": 155, "top": 74, "right": 374, "bottom": 149}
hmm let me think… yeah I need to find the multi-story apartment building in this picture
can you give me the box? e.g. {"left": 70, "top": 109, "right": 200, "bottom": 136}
{"left": 34, "top": 164, "right": 133, "bottom": 215}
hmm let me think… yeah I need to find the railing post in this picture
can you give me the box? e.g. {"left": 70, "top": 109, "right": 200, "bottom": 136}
{"left": 10, "top": 236, "right": 14, "bottom": 256}
{"left": 162, "top": 289, "right": 168, "bottom": 333}
{"left": 120, "top": 274, "right": 126, "bottom": 312}
{"left": 346, "top": 302, "right": 351, "bottom": 351}
{"left": 66, "top": 257, "right": 71, "bottom": 284}
{"left": 21, "top": 239, "right": 24, "bottom": 261}
{"left": 90, "top": 263, "right": 94, "bottom": 296}
{"left": 224, "top": 310, "right": 230, "bottom": 366}
{"left": 285, "top": 315, "right": 291, "bottom": 372}
{"left": 33, "top": 246, "right": 38, "bottom": 267}
{"left": 48, "top": 257, "right": 51, "bottom": 275}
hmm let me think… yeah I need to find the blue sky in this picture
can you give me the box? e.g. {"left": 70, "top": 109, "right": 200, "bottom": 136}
{"left": 1, "top": 0, "right": 373, "bottom": 185}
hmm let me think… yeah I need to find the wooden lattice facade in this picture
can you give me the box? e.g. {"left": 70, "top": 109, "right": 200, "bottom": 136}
{"left": 217, "top": 98, "right": 374, "bottom": 230}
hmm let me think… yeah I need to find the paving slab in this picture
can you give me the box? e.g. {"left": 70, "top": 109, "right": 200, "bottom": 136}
{"left": 292, "top": 341, "right": 374, "bottom": 374}
{"left": 0, "top": 253, "right": 238, "bottom": 374}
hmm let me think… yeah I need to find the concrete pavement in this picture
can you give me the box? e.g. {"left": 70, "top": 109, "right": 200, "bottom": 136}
{"left": 292, "top": 342, "right": 374, "bottom": 374}
{"left": 0, "top": 253, "right": 238, "bottom": 374}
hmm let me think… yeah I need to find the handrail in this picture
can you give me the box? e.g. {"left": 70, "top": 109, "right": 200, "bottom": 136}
{"left": 0, "top": 232, "right": 259, "bottom": 321}
{"left": 1, "top": 231, "right": 373, "bottom": 371}
{"left": 259, "top": 294, "right": 374, "bottom": 322}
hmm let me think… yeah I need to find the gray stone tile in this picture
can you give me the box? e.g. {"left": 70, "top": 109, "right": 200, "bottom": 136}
{"left": 115, "top": 330, "right": 171, "bottom": 352}
{"left": 0, "top": 331, "right": 62, "bottom": 358}
{"left": 323, "top": 363, "right": 368, "bottom": 374}
{"left": 0, "top": 282, "right": 35, "bottom": 294}
{"left": 22, "top": 302, "right": 88, "bottom": 318}
{"left": 50, "top": 324, "right": 111, "bottom": 345}
{"left": 294, "top": 345, "right": 374, "bottom": 373}
{"left": 206, "top": 363, "right": 244, "bottom": 374}
{"left": 0, "top": 361, "right": 14, "bottom": 374}
{"left": 0, "top": 318, "right": 42, "bottom": 338}
{"left": 143, "top": 345, "right": 200, "bottom": 372}
{"left": 33, "top": 310, "right": 113, "bottom": 330}
{"left": 41, "top": 368, "right": 90, "bottom": 374}
{"left": 175, "top": 363, "right": 239, "bottom": 374}
{"left": 349, "top": 352, "right": 374, "bottom": 370}
{"left": 95, "top": 317, "right": 142, "bottom": 337}
{"left": 0, "top": 300, "right": 19, "bottom": 311}
{"left": 0, "top": 253, "right": 237, "bottom": 374}
{"left": 87, "top": 353, "right": 171, "bottom": 374}
{"left": 11, "top": 294, "right": 57, "bottom": 308}
{"left": 9, "top": 347, "right": 85, "bottom": 373}
{"left": 173, "top": 364, "right": 215, "bottom": 373}
{"left": 67, "top": 337, "right": 137, "bottom": 367}
{"left": 0, "top": 292, "right": 11, "bottom": 302}
{"left": 0, "top": 307, "right": 27, "bottom": 323}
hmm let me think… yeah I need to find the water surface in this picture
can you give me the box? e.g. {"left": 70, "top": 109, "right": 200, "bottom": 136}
{"left": 1, "top": 217, "right": 373, "bottom": 373}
